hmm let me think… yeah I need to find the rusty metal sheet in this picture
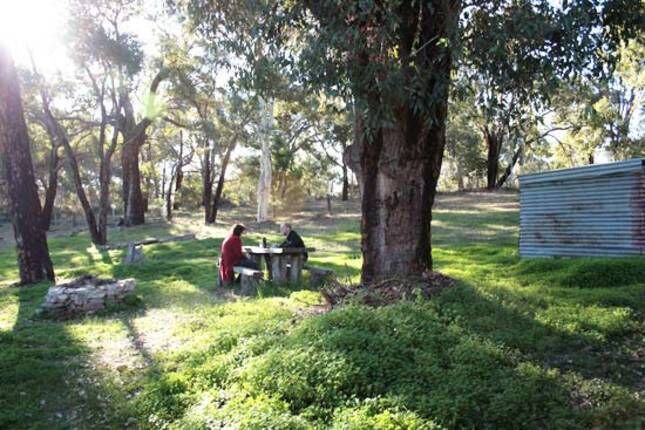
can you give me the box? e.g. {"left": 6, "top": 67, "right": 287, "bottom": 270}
{"left": 519, "top": 159, "right": 645, "bottom": 257}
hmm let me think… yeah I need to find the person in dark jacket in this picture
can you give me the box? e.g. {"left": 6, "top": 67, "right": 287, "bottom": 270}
{"left": 219, "top": 224, "right": 258, "bottom": 285}
{"left": 279, "top": 223, "right": 308, "bottom": 261}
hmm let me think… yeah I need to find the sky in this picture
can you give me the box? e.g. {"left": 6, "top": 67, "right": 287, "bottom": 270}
{"left": 0, "top": 0, "right": 70, "bottom": 73}
{"left": 0, "top": 0, "right": 173, "bottom": 76}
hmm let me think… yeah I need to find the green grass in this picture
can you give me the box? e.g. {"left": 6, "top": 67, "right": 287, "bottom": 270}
{"left": 0, "top": 192, "right": 643, "bottom": 429}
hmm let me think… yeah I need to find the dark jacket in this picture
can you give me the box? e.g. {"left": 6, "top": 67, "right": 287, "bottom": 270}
{"left": 280, "top": 230, "right": 308, "bottom": 261}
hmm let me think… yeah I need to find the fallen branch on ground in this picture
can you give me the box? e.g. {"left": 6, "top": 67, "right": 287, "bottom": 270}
{"left": 97, "top": 233, "right": 196, "bottom": 251}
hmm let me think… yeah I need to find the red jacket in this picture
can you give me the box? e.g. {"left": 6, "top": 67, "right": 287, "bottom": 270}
{"left": 220, "top": 234, "right": 243, "bottom": 282}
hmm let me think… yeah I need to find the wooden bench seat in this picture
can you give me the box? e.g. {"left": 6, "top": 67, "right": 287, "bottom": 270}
{"left": 233, "top": 266, "right": 263, "bottom": 296}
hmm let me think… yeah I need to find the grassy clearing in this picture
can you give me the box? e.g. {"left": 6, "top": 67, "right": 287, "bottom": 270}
{"left": 0, "top": 192, "right": 643, "bottom": 429}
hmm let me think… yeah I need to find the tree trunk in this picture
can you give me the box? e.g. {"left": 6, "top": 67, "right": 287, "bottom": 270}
{"left": 143, "top": 140, "right": 153, "bottom": 213}
{"left": 173, "top": 130, "right": 183, "bottom": 210}
{"left": 202, "top": 141, "right": 213, "bottom": 223}
{"left": 496, "top": 144, "right": 522, "bottom": 189}
{"left": 122, "top": 134, "right": 146, "bottom": 226}
{"left": 0, "top": 47, "right": 55, "bottom": 284}
{"left": 209, "top": 141, "right": 236, "bottom": 224}
{"left": 341, "top": 159, "right": 349, "bottom": 201}
{"left": 456, "top": 160, "right": 465, "bottom": 191}
{"left": 344, "top": 124, "right": 363, "bottom": 197}
{"left": 95, "top": 158, "right": 111, "bottom": 244}
{"left": 588, "top": 152, "right": 594, "bottom": 164}
{"left": 166, "top": 169, "right": 175, "bottom": 220}
{"left": 257, "top": 97, "right": 273, "bottom": 222}
{"left": 120, "top": 69, "right": 167, "bottom": 226}
{"left": 354, "top": 3, "right": 455, "bottom": 284}
{"left": 485, "top": 129, "right": 501, "bottom": 190}
{"left": 357, "top": 105, "right": 447, "bottom": 284}
{"left": 61, "top": 141, "right": 103, "bottom": 244}
{"left": 41, "top": 143, "right": 59, "bottom": 230}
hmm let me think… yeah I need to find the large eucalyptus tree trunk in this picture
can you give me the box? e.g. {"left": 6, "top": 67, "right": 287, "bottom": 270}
{"left": 256, "top": 98, "right": 273, "bottom": 222}
{"left": 350, "top": 2, "right": 457, "bottom": 284}
{"left": 356, "top": 104, "right": 448, "bottom": 284}
{"left": 0, "top": 47, "right": 55, "bottom": 284}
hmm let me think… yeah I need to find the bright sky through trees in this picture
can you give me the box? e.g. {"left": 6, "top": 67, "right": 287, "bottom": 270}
{"left": 0, "top": 0, "right": 69, "bottom": 73}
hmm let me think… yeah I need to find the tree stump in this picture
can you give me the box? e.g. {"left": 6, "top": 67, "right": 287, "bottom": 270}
{"left": 123, "top": 243, "right": 144, "bottom": 265}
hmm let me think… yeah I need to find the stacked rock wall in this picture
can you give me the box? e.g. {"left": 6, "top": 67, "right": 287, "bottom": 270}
{"left": 41, "top": 275, "right": 136, "bottom": 319}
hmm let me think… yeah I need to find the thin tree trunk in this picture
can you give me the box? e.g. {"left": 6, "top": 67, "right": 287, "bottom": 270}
{"left": 341, "top": 160, "right": 349, "bottom": 201}
{"left": 96, "top": 158, "right": 111, "bottom": 243}
{"left": 456, "top": 160, "right": 465, "bottom": 191}
{"left": 0, "top": 47, "right": 55, "bottom": 284}
{"left": 166, "top": 168, "right": 175, "bottom": 220}
{"left": 41, "top": 142, "right": 59, "bottom": 230}
{"left": 344, "top": 129, "right": 363, "bottom": 197}
{"left": 61, "top": 141, "right": 103, "bottom": 244}
{"left": 257, "top": 97, "right": 273, "bottom": 222}
{"left": 496, "top": 144, "right": 522, "bottom": 189}
{"left": 173, "top": 130, "right": 183, "bottom": 210}
{"left": 95, "top": 126, "right": 119, "bottom": 244}
{"left": 485, "top": 129, "right": 501, "bottom": 190}
{"left": 202, "top": 141, "right": 213, "bottom": 223}
{"left": 209, "top": 141, "right": 236, "bottom": 224}
{"left": 143, "top": 140, "right": 153, "bottom": 213}
{"left": 161, "top": 165, "right": 166, "bottom": 201}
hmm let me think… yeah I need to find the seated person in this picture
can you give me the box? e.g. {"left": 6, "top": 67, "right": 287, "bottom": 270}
{"left": 279, "top": 223, "right": 308, "bottom": 262}
{"left": 219, "top": 223, "right": 259, "bottom": 285}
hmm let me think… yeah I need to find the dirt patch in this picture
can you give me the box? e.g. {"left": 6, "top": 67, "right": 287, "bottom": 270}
{"left": 321, "top": 272, "right": 456, "bottom": 308}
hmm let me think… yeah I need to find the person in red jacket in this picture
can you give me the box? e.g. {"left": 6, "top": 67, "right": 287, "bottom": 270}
{"left": 219, "top": 224, "right": 258, "bottom": 285}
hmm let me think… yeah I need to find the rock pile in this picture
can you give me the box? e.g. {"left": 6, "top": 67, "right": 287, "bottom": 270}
{"left": 40, "top": 275, "right": 136, "bottom": 319}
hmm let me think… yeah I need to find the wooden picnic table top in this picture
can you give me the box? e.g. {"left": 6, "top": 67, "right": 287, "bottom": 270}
{"left": 244, "top": 246, "right": 315, "bottom": 255}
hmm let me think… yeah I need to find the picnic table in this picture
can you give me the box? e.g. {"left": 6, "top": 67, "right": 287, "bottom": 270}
{"left": 244, "top": 246, "right": 315, "bottom": 283}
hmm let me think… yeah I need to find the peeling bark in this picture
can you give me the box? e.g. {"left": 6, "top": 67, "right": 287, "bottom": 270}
{"left": 346, "top": 1, "right": 457, "bottom": 283}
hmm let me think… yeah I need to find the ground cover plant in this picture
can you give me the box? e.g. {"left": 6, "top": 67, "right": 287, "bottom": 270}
{"left": 0, "top": 192, "right": 643, "bottom": 429}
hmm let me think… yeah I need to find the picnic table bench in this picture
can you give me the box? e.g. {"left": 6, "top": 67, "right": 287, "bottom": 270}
{"left": 244, "top": 246, "right": 317, "bottom": 283}
{"left": 233, "top": 266, "right": 263, "bottom": 295}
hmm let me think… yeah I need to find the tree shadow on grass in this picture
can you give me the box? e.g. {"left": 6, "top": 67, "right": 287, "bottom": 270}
{"left": 238, "top": 282, "right": 641, "bottom": 428}
{"left": 0, "top": 284, "right": 132, "bottom": 429}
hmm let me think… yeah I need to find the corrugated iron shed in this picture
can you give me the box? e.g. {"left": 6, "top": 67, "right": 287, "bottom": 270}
{"left": 519, "top": 158, "right": 645, "bottom": 257}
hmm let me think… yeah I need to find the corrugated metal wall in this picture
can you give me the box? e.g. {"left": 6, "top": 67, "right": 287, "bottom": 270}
{"left": 519, "top": 159, "right": 645, "bottom": 257}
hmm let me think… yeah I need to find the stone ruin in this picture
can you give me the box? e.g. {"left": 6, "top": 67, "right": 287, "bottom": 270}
{"left": 40, "top": 275, "right": 136, "bottom": 319}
